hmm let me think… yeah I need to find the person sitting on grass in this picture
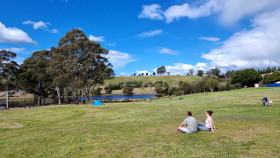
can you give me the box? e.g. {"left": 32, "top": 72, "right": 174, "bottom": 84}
{"left": 197, "top": 110, "right": 216, "bottom": 132}
{"left": 262, "top": 97, "right": 269, "bottom": 106}
{"left": 176, "top": 111, "right": 198, "bottom": 133}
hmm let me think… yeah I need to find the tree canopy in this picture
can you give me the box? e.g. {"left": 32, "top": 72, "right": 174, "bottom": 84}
{"left": 231, "top": 69, "right": 262, "bottom": 87}
{"left": 0, "top": 50, "right": 19, "bottom": 108}
{"left": 157, "top": 66, "right": 166, "bottom": 75}
{"left": 18, "top": 29, "right": 114, "bottom": 105}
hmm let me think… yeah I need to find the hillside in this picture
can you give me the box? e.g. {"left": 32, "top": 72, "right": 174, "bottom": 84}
{"left": 102, "top": 75, "right": 203, "bottom": 95}
{"left": 104, "top": 75, "right": 203, "bottom": 87}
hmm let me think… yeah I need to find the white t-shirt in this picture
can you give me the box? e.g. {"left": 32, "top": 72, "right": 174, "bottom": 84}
{"left": 205, "top": 117, "right": 213, "bottom": 128}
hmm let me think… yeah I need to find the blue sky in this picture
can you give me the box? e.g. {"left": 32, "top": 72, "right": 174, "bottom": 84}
{"left": 1, "top": 0, "right": 280, "bottom": 76}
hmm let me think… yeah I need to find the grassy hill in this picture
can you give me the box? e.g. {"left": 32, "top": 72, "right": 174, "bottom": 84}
{"left": 0, "top": 87, "right": 279, "bottom": 157}
{"left": 102, "top": 75, "right": 203, "bottom": 95}
{"left": 104, "top": 75, "right": 203, "bottom": 87}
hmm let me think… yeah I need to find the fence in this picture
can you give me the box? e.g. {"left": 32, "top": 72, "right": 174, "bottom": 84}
{"left": 267, "top": 84, "right": 280, "bottom": 87}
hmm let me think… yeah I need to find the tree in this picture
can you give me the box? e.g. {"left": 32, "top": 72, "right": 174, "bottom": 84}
{"left": 225, "top": 70, "right": 235, "bottom": 79}
{"left": 211, "top": 68, "right": 221, "bottom": 76}
{"left": 231, "top": 69, "right": 262, "bottom": 87}
{"left": 157, "top": 66, "right": 166, "bottom": 75}
{"left": 262, "top": 71, "right": 280, "bottom": 84}
{"left": 205, "top": 78, "right": 219, "bottom": 92}
{"left": 48, "top": 29, "right": 113, "bottom": 104}
{"left": 0, "top": 50, "right": 19, "bottom": 108}
{"left": 205, "top": 70, "right": 212, "bottom": 76}
{"left": 266, "top": 67, "right": 272, "bottom": 73}
{"left": 197, "top": 70, "right": 204, "bottom": 77}
{"left": 188, "top": 69, "right": 194, "bottom": 75}
{"left": 123, "top": 83, "right": 133, "bottom": 95}
{"left": 178, "top": 82, "right": 191, "bottom": 95}
{"left": 19, "top": 50, "right": 52, "bottom": 106}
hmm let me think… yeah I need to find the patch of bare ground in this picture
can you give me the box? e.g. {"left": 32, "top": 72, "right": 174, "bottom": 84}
{"left": 0, "top": 122, "right": 23, "bottom": 128}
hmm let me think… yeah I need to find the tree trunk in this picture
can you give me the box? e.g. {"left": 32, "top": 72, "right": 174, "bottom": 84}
{"left": 75, "top": 90, "right": 79, "bottom": 104}
{"left": 56, "top": 86, "right": 61, "bottom": 105}
{"left": 80, "top": 88, "right": 84, "bottom": 104}
{"left": 6, "top": 86, "right": 9, "bottom": 109}
{"left": 85, "top": 85, "right": 90, "bottom": 103}
{"left": 43, "top": 98, "right": 45, "bottom": 106}
{"left": 66, "top": 87, "right": 69, "bottom": 104}
{"left": 37, "top": 96, "right": 41, "bottom": 106}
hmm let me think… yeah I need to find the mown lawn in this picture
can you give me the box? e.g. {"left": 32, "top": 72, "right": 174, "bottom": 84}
{"left": 0, "top": 88, "right": 279, "bottom": 157}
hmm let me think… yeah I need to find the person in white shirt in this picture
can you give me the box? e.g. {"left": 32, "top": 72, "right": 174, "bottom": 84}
{"left": 197, "top": 110, "right": 216, "bottom": 132}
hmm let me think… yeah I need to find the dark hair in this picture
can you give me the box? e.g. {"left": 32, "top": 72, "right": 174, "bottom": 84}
{"left": 206, "top": 110, "right": 214, "bottom": 116}
{"left": 186, "top": 111, "right": 192, "bottom": 116}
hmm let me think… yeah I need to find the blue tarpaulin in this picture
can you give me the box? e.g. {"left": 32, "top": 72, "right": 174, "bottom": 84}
{"left": 267, "top": 84, "right": 280, "bottom": 87}
{"left": 92, "top": 100, "right": 103, "bottom": 106}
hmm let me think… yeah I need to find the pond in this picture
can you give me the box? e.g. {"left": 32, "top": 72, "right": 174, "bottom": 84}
{"left": 69, "top": 94, "right": 155, "bottom": 101}
{"left": 0, "top": 94, "right": 155, "bottom": 108}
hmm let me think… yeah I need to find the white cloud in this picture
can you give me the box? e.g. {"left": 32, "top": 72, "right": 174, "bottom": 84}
{"left": 0, "top": 22, "right": 36, "bottom": 44}
{"left": 1, "top": 47, "right": 24, "bottom": 53}
{"left": 158, "top": 47, "right": 179, "bottom": 55}
{"left": 14, "top": 56, "right": 25, "bottom": 65}
{"left": 200, "top": 36, "right": 220, "bottom": 42}
{"left": 119, "top": 72, "right": 131, "bottom": 76}
{"left": 106, "top": 50, "right": 135, "bottom": 69}
{"left": 164, "top": 3, "right": 213, "bottom": 23}
{"left": 153, "top": 63, "right": 207, "bottom": 75}
{"left": 108, "top": 43, "right": 116, "bottom": 46}
{"left": 136, "top": 70, "right": 152, "bottom": 75}
{"left": 50, "top": 29, "right": 59, "bottom": 34}
{"left": 23, "top": 20, "right": 49, "bottom": 30}
{"left": 23, "top": 20, "right": 59, "bottom": 33}
{"left": 89, "top": 35, "right": 105, "bottom": 42}
{"left": 202, "top": 9, "right": 280, "bottom": 69}
{"left": 138, "top": 4, "right": 164, "bottom": 20}
{"left": 137, "top": 29, "right": 163, "bottom": 38}
{"left": 139, "top": 0, "right": 280, "bottom": 25}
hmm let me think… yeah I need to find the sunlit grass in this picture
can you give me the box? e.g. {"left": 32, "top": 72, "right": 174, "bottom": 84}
{"left": 150, "top": 87, "right": 280, "bottom": 102}
{"left": 0, "top": 88, "right": 279, "bottom": 157}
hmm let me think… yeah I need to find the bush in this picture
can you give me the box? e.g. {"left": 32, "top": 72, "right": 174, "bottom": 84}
{"left": 218, "top": 85, "right": 226, "bottom": 91}
{"left": 123, "top": 86, "right": 133, "bottom": 95}
{"left": 92, "top": 88, "right": 102, "bottom": 96}
{"left": 122, "top": 99, "right": 131, "bottom": 102}
{"left": 234, "top": 83, "right": 242, "bottom": 89}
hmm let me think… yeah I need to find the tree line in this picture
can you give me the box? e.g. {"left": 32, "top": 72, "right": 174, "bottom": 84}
{"left": 0, "top": 29, "right": 114, "bottom": 108}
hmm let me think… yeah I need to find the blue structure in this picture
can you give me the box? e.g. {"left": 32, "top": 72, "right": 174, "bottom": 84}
{"left": 267, "top": 84, "right": 280, "bottom": 87}
{"left": 92, "top": 100, "right": 103, "bottom": 106}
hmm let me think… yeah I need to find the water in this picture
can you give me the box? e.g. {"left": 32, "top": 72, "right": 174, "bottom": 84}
{"left": 0, "top": 94, "right": 155, "bottom": 108}
{"left": 69, "top": 94, "right": 155, "bottom": 101}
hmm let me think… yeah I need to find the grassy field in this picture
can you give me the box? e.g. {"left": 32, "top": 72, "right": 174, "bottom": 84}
{"left": 150, "top": 87, "right": 280, "bottom": 102}
{"left": 104, "top": 75, "right": 202, "bottom": 87}
{"left": 0, "top": 88, "right": 279, "bottom": 157}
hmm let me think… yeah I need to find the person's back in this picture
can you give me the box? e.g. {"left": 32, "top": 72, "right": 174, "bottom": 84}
{"left": 262, "top": 97, "right": 269, "bottom": 106}
{"left": 183, "top": 116, "right": 198, "bottom": 133}
{"left": 177, "top": 111, "right": 198, "bottom": 133}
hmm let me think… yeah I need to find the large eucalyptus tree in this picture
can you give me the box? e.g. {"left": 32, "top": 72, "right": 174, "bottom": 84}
{"left": 49, "top": 29, "right": 114, "bottom": 104}
{"left": 18, "top": 50, "right": 52, "bottom": 105}
{"left": 0, "top": 50, "right": 19, "bottom": 108}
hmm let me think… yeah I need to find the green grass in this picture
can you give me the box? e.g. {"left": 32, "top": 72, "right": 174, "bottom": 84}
{"left": 151, "top": 87, "right": 280, "bottom": 102}
{"left": 104, "top": 75, "right": 202, "bottom": 87}
{"left": 0, "top": 88, "right": 280, "bottom": 157}
{"left": 102, "top": 75, "right": 202, "bottom": 94}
